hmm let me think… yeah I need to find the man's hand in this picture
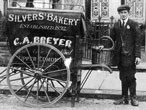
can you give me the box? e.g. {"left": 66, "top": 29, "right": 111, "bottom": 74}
{"left": 92, "top": 45, "right": 104, "bottom": 50}
{"left": 135, "top": 57, "right": 141, "bottom": 65}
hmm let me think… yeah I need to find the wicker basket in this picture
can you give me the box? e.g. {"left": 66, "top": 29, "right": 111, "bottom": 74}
{"left": 92, "top": 36, "right": 114, "bottom": 66}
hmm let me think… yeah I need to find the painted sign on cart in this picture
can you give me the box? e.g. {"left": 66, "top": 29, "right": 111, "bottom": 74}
{"left": 5, "top": 10, "right": 85, "bottom": 65}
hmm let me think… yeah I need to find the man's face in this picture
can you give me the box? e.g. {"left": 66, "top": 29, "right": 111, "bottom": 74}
{"left": 119, "top": 10, "right": 129, "bottom": 20}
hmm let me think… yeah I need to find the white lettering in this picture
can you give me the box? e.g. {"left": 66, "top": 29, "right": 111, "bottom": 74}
{"left": 74, "top": 19, "right": 79, "bottom": 26}
{"left": 47, "top": 13, "right": 53, "bottom": 21}
{"left": 34, "top": 36, "right": 40, "bottom": 43}
{"left": 27, "top": 14, "right": 32, "bottom": 21}
{"left": 40, "top": 37, "right": 46, "bottom": 44}
{"left": 53, "top": 16, "right": 58, "bottom": 22}
{"left": 17, "top": 15, "right": 22, "bottom": 22}
{"left": 47, "top": 37, "right": 52, "bottom": 44}
{"left": 8, "top": 13, "right": 80, "bottom": 26}
{"left": 68, "top": 19, "right": 74, "bottom": 25}
{"left": 58, "top": 17, "right": 63, "bottom": 24}
{"left": 23, "top": 37, "right": 30, "bottom": 44}
{"left": 52, "top": 38, "right": 59, "bottom": 45}
{"left": 32, "top": 14, "right": 38, "bottom": 21}
{"left": 65, "top": 40, "right": 72, "bottom": 48}
{"left": 59, "top": 39, "right": 65, "bottom": 46}
{"left": 8, "top": 14, "right": 14, "bottom": 22}
{"left": 13, "top": 36, "right": 73, "bottom": 48}
{"left": 22, "top": 15, "right": 27, "bottom": 22}
{"left": 13, "top": 38, "right": 20, "bottom": 45}
{"left": 38, "top": 13, "right": 44, "bottom": 20}
{"left": 64, "top": 18, "right": 68, "bottom": 25}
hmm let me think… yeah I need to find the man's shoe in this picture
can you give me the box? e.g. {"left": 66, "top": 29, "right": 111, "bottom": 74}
{"left": 114, "top": 97, "right": 129, "bottom": 105}
{"left": 131, "top": 97, "right": 139, "bottom": 106}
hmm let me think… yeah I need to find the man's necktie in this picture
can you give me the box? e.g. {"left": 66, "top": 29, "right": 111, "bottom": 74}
{"left": 122, "top": 20, "right": 125, "bottom": 28}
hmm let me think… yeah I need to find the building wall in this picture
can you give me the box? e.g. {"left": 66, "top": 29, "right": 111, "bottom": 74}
{"left": 109, "top": 0, "right": 120, "bottom": 20}
{"left": 0, "top": 0, "right": 4, "bottom": 14}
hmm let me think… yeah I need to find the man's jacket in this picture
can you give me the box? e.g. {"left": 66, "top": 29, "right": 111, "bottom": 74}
{"left": 110, "top": 19, "right": 142, "bottom": 66}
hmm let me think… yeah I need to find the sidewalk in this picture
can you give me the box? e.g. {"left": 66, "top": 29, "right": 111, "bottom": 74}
{"left": 136, "top": 62, "right": 146, "bottom": 70}
{"left": 0, "top": 62, "right": 146, "bottom": 101}
{"left": 79, "top": 62, "right": 146, "bottom": 101}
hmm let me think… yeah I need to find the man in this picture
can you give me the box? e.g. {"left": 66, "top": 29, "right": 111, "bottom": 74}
{"left": 110, "top": 5, "right": 142, "bottom": 106}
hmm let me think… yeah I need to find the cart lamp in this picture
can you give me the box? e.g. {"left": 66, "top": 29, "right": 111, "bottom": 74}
{"left": 64, "top": 57, "right": 72, "bottom": 68}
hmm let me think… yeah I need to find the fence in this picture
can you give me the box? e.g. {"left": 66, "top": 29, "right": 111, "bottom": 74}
{"left": 82, "top": 16, "right": 114, "bottom": 60}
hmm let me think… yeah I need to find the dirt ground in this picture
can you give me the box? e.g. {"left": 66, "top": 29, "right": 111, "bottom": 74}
{"left": 0, "top": 94, "right": 145, "bottom": 110}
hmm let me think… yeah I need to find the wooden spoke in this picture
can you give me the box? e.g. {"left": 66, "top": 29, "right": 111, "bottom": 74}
{"left": 24, "top": 79, "right": 37, "bottom": 102}
{"left": 40, "top": 49, "right": 52, "bottom": 69}
{"left": 40, "top": 79, "right": 51, "bottom": 103}
{"left": 14, "top": 78, "right": 35, "bottom": 94}
{"left": 10, "top": 76, "right": 32, "bottom": 82}
{"left": 25, "top": 48, "right": 36, "bottom": 69}
{"left": 57, "top": 81, "right": 65, "bottom": 88}
{"left": 15, "top": 55, "right": 32, "bottom": 69}
{"left": 37, "top": 45, "right": 40, "bottom": 69}
{"left": 44, "top": 57, "right": 62, "bottom": 71}
{"left": 43, "top": 68, "right": 67, "bottom": 75}
{"left": 43, "top": 75, "right": 67, "bottom": 84}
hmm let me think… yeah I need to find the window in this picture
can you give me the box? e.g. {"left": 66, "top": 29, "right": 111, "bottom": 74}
{"left": 63, "top": 0, "right": 85, "bottom": 11}
{"left": 9, "top": 0, "right": 54, "bottom": 8}
{"left": 125, "top": 0, "right": 144, "bottom": 18}
{"left": 10, "top": 0, "right": 27, "bottom": 7}
{"left": 124, "top": 0, "right": 145, "bottom": 47}
{"left": 8, "top": 0, "right": 85, "bottom": 11}
{"left": 91, "top": 0, "right": 109, "bottom": 21}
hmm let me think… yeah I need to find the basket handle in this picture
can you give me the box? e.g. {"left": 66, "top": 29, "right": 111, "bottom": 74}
{"left": 99, "top": 36, "right": 114, "bottom": 50}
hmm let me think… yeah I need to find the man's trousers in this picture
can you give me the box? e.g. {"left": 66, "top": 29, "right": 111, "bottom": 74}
{"left": 118, "top": 65, "right": 136, "bottom": 98}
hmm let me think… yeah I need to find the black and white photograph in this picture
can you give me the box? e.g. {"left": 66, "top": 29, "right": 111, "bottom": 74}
{"left": 0, "top": 0, "right": 145, "bottom": 110}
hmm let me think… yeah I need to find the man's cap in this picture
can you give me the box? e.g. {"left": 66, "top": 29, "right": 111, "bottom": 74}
{"left": 117, "top": 5, "right": 130, "bottom": 12}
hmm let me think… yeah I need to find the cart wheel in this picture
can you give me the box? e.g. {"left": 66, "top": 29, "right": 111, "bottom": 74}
{"left": 7, "top": 43, "right": 71, "bottom": 108}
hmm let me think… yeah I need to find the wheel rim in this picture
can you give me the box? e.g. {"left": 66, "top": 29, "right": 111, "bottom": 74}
{"left": 7, "top": 43, "right": 71, "bottom": 107}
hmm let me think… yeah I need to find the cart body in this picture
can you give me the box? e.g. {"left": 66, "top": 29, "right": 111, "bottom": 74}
{"left": 4, "top": 0, "right": 88, "bottom": 107}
